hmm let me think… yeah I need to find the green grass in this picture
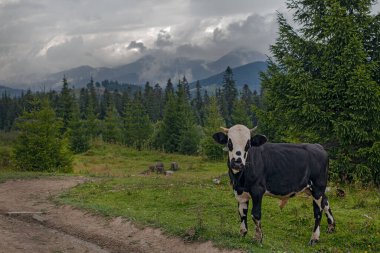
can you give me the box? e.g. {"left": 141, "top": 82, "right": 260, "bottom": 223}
{"left": 55, "top": 141, "right": 380, "bottom": 253}
{"left": 1, "top": 135, "right": 378, "bottom": 252}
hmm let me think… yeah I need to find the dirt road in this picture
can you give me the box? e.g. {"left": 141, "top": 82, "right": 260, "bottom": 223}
{"left": 0, "top": 177, "right": 241, "bottom": 253}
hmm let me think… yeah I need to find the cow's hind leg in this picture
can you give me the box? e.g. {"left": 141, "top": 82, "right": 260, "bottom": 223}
{"left": 309, "top": 189, "right": 325, "bottom": 246}
{"left": 234, "top": 191, "right": 250, "bottom": 236}
{"left": 322, "top": 193, "right": 335, "bottom": 233}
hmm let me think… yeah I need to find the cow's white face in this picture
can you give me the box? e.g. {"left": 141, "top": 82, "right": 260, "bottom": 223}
{"left": 213, "top": 124, "right": 252, "bottom": 174}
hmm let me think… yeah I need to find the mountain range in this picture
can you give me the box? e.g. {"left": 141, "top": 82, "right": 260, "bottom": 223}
{"left": 0, "top": 48, "right": 268, "bottom": 94}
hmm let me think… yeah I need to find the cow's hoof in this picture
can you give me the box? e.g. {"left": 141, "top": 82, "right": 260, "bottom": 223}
{"left": 253, "top": 237, "right": 263, "bottom": 245}
{"left": 240, "top": 228, "right": 248, "bottom": 237}
{"left": 327, "top": 224, "right": 335, "bottom": 233}
{"left": 253, "top": 234, "right": 263, "bottom": 244}
{"left": 308, "top": 239, "right": 318, "bottom": 246}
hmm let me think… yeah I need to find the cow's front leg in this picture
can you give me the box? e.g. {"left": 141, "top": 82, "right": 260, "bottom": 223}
{"left": 234, "top": 191, "right": 250, "bottom": 236}
{"left": 250, "top": 192, "right": 264, "bottom": 243}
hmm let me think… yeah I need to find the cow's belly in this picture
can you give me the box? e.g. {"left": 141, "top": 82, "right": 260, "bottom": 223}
{"left": 265, "top": 185, "right": 312, "bottom": 199}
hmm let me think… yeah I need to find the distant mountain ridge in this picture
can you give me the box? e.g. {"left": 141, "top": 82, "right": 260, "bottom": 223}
{"left": 190, "top": 61, "right": 267, "bottom": 93}
{"left": 1, "top": 48, "right": 268, "bottom": 93}
{"left": 0, "top": 85, "right": 24, "bottom": 97}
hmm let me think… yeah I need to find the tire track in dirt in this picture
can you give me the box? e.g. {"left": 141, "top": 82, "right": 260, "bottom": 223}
{"left": 0, "top": 177, "right": 242, "bottom": 253}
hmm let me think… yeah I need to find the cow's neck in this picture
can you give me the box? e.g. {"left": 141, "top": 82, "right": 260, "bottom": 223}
{"left": 229, "top": 168, "right": 246, "bottom": 194}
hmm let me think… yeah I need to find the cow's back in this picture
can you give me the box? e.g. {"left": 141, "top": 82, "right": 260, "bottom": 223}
{"left": 246, "top": 143, "right": 328, "bottom": 196}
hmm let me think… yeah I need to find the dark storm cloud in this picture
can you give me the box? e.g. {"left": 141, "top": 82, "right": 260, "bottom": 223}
{"left": 127, "top": 41, "right": 147, "bottom": 52}
{"left": 155, "top": 30, "right": 173, "bottom": 48}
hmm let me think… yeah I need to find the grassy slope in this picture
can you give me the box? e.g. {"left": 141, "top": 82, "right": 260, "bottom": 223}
{"left": 54, "top": 141, "right": 380, "bottom": 253}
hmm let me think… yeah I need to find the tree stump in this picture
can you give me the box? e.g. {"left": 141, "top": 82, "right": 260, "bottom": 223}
{"left": 155, "top": 162, "right": 165, "bottom": 174}
{"left": 149, "top": 165, "right": 156, "bottom": 172}
{"left": 171, "top": 162, "right": 179, "bottom": 171}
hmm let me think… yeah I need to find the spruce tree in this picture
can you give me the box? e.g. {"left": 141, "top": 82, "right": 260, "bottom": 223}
{"left": 232, "top": 98, "right": 252, "bottom": 127}
{"left": 102, "top": 104, "right": 122, "bottom": 143}
{"left": 221, "top": 66, "right": 238, "bottom": 126}
{"left": 152, "top": 83, "right": 163, "bottom": 122}
{"left": 122, "top": 96, "right": 152, "bottom": 150}
{"left": 156, "top": 85, "right": 200, "bottom": 154}
{"left": 68, "top": 100, "right": 90, "bottom": 153}
{"left": 192, "top": 80, "right": 205, "bottom": 126}
{"left": 165, "top": 78, "right": 174, "bottom": 103}
{"left": 78, "top": 88, "right": 88, "bottom": 119}
{"left": 200, "top": 96, "right": 225, "bottom": 160}
{"left": 182, "top": 76, "right": 191, "bottom": 101}
{"left": 57, "top": 77, "right": 74, "bottom": 132}
{"left": 143, "top": 82, "right": 155, "bottom": 121}
{"left": 13, "top": 98, "right": 72, "bottom": 172}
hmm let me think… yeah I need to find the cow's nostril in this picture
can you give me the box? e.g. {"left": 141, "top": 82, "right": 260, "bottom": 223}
{"left": 236, "top": 151, "right": 241, "bottom": 156}
{"left": 236, "top": 157, "right": 242, "bottom": 164}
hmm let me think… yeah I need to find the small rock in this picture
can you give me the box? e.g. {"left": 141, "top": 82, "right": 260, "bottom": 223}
{"left": 32, "top": 214, "right": 46, "bottom": 223}
{"left": 212, "top": 178, "right": 221, "bottom": 185}
{"left": 336, "top": 188, "right": 345, "bottom": 198}
{"left": 165, "top": 170, "right": 174, "bottom": 176}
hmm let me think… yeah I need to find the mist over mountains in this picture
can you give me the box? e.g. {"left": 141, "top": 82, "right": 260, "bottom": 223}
{"left": 1, "top": 48, "right": 267, "bottom": 93}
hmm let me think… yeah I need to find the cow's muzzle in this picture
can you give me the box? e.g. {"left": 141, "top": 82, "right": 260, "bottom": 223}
{"left": 231, "top": 157, "right": 244, "bottom": 171}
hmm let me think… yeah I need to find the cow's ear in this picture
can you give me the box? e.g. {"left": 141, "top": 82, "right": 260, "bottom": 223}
{"left": 212, "top": 132, "right": 228, "bottom": 145}
{"left": 251, "top": 134, "right": 267, "bottom": 147}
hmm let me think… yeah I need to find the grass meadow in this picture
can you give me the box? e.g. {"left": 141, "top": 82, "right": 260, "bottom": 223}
{"left": 1, "top": 135, "right": 379, "bottom": 252}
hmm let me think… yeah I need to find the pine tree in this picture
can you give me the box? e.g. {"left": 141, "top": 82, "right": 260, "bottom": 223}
{"left": 165, "top": 78, "right": 174, "bottom": 103}
{"left": 200, "top": 96, "right": 225, "bottom": 160}
{"left": 78, "top": 88, "right": 88, "bottom": 119}
{"left": 99, "top": 88, "right": 112, "bottom": 119}
{"left": 221, "top": 66, "right": 238, "bottom": 126}
{"left": 152, "top": 83, "right": 164, "bottom": 121}
{"left": 182, "top": 76, "right": 191, "bottom": 101}
{"left": 232, "top": 98, "right": 252, "bottom": 127}
{"left": 143, "top": 82, "right": 155, "bottom": 121}
{"left": 84, "top": 89, "right": 98, "bottom": 138}
{"left": 102, "top": 104, "right": 122, "bottom": 143}
{"left": 13, "top": 98, "right": 72, "bottom": 172}
{"left": 123, "top": 98, "right": 152, "bottom": 150}
{"left": 261, "top": 0, "right": 380, "bottom": 184}
{"left": 192, "top": 80, "right": 205, "bottom": 126}
{"left": 155, "top": 94, "right": 181, "bottom": 152}
{"left": 57, "top": 77, "right": 74, "bottom": 132}
{"left": 68, "top": 99, "right": 90, "bottom": 153}
{"left": 155, "top": 85, "right": 200, "bottom": 154}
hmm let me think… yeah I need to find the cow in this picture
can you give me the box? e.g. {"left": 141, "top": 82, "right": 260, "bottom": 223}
{"left": 213, "top": 124, "right": 335, "bottom": 245}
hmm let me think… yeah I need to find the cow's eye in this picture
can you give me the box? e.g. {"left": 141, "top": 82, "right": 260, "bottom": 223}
{"left": 244, "top": 140, "right": 250, "bottom": 152}
{"left": 227, "top": 139, "right": 233, "bottom": 151}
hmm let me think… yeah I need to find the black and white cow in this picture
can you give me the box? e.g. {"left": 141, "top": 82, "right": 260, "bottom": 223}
{"left": 213, "top": 124, "right": 335, "bottom": 245}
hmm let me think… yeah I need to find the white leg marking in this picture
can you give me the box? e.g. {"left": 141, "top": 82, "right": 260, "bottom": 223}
{"left": 240, "top": 221, "right": 247, "bottom": 233}
{"left": 311, "top": 226, "right": 320, "bottom": 241}
{"left": 314, "top": 197, "right": 322, "bottom": 211}
{"left": 324, "top": 202, "right": 334, "bottom": 223}
{"left": 239, "top": 202, "right": 248, "bottom": 216}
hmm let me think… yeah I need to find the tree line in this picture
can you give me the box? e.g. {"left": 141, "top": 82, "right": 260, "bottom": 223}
{"left": 0, "top": 67, "right": 262, "bottom": 172}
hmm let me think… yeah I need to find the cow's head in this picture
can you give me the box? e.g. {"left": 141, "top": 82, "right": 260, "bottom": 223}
{"left": 213, "top": 124, "right": 267, "bottom": 174}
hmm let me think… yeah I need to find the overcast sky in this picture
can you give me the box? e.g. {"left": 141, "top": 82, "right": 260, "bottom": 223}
{"left": 0, "top": 0, "right": 379, "bottom": 82}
